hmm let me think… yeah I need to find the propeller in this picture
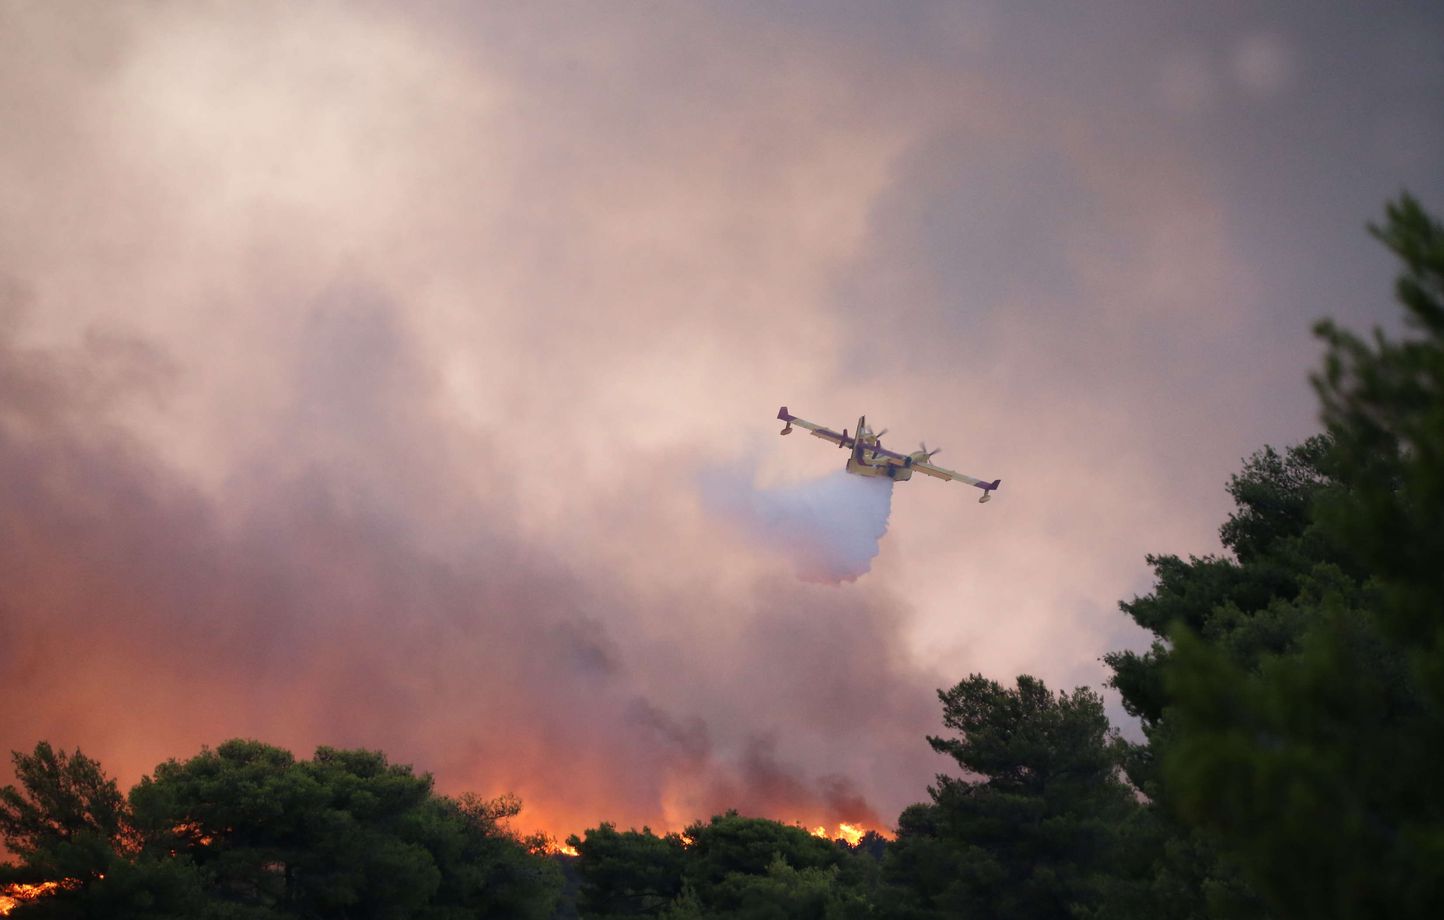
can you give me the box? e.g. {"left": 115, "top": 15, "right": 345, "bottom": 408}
{"left": 919, "top": 441, "right": 941, "bottom": 460}
{"left": 868, "top": 429, "right": 888, "bottom": 455}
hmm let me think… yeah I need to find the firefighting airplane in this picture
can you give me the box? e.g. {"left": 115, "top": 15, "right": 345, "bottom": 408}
{"left": 777, "top": 407, "right": 1002, "bottom": 503}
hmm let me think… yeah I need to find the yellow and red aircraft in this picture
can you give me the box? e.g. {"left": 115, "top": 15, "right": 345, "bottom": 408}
{"left": 776, "top": 406, "right": 1001, "bottom": 503}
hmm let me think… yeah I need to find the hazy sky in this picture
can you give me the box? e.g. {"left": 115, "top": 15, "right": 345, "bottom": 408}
{"left": 2, "top": 1, "right": 1442, "bottom": 838}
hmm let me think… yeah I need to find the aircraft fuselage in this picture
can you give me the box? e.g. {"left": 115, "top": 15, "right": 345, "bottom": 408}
{"left": 845, "top": 453, "right": 914, "bottom": 480}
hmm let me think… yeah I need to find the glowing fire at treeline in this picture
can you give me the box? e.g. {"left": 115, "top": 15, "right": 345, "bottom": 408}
{"left": 3, "top": 824, "right": 887, "bottom": 913}
{"left": 0, "top": 881, "right": 69, "bottom": 916}
{"left": 542, "top": 820, "right": 885, "bottom": 857}
{"left": 812, "top": 822, "right": 870, "bottom": 846}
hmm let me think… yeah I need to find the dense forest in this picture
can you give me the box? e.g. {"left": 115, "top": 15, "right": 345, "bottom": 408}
{"left": 4, "top": 197, "right": 1441, "bottom": 918}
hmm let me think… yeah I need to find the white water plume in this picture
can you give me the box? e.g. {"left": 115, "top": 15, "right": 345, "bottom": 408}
{"left": 705, "top": 469, "right": 895, "bottom": 583}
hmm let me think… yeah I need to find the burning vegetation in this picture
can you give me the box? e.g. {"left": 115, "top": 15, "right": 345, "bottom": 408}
{"left": 811, "top": 822, "right": 871, "bottom": 847}
{"left": 0, "top": 882, "right": 63, "bottom": 916}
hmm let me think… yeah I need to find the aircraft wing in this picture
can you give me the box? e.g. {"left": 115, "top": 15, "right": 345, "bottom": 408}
{"left": 777, "top": 407, "right": 854, "bottom": 449}
{"left": 913, "top": 459, "right": 1002, "bottom": 501}
{"left": 858, "top": 440, "right": 1003, "bottom": 503}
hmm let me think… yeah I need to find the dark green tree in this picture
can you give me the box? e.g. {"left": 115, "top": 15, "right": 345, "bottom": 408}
{"left": 128, "top": 739, "right": 559, "bottom": 919}
{"left": 1104, "top": 195, "right": 1444, "bottom": 919}
{"left": 1157, "top": 196, "right": 1444, "bottom": 919}
{"left": 567, "top": 814, "right": 876, "bottom": 920}
{"left": 0, "top": 742, "right": 130, "bottom": 885}
{"left": 567, "top": 823, "right": 687, "bottom": 918}
{"left": 698, "top": 853, "right": 872, "bottom": 920}
{"left": 681, "top": 813, "right": 873, "bottom": 919}
{"left": 681, "top": 813, "right": 852, "bottom": 896}
{"left": 432, "top": 791, "right": 562, "bottom": 919}
{"left": 882, "top": 675, "right": 1136, "bottom": 920}
{"left": 1102, "top": 437, "right": 1347, "bottom": 919}
{"left": 0, "top": 742, "right": 206, "bottom": 919}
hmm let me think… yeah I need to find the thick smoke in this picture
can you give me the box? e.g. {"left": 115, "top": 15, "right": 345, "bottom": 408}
{"left": 0, "top": 300, "right": 940, "bottom": 839}
{"left": 704, "top": 468, "right": 895, "bottom": 583}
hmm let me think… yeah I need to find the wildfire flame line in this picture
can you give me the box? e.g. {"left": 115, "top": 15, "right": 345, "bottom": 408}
{"left": 0, "top": 881, "right": 71, "bottom": 916}
{"left": 809, "top": 822, "right": 869, "bottom": 846}
{"left": 1, "top": 822, "right": 885, "bottom": 913}
{"left": 542, "top": 820, "right": 886, "bottom": 859}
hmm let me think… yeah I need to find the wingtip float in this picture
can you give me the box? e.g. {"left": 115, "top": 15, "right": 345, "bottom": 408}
{"left": 777, "top": 406, "right": 1001, "bottom": 504}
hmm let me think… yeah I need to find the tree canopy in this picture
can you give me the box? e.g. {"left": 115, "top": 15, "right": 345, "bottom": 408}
{"left": 0, "top": 742, "right": 130, "bottom": 886}
{"left": 1104, "top": 195, "right": 1444, "bottom": 919}
{"left": 1155, "top": 196, "right": 1444, "bottom": 919}
{"left": 565, "top": 813, "right": 877, "bottom": 920}
{"left": 882, "top": 675, "right": 1135, "bottom": 920}
{"left": 2, "top": 740, "right": 559, "bottom": 919}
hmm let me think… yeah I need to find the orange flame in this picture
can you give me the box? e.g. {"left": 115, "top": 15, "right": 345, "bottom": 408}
{"left": 171, "top": 821, "right": 215, "bottom": 846}
{"left": 807, "top": 821, "right": 882, "bottom": 845}
{"left": 0, "top": 881, "right": 67, "bottom": 916}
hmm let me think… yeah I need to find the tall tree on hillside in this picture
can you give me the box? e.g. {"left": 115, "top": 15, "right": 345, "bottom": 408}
{"left": 1313, "top": 194, "right": 1444, "bottom": 682}
{"left": 0, "top": 742, "right": 130, "bottom": 883}
{"left": 0, "top": 742, "right": 205, "bottom": 918}
{"left": 1107, "top": 195, "right": 1444, "bottom": 919}
{"left": 882, "top": 675, "right": 1136, "bottom": 920}
{"left": 1162, "top": 196, "right": 1444, "bottom": 919}
{"left": 1102, "top": 436, "right": 1348, "bottom": 919}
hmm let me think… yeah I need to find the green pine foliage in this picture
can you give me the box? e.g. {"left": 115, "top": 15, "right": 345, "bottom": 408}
{"left": 1105, "top": 195, "right": 1444, "bottom": 919}
{"left": 566, "top": 823, "right": 688, "bottom": 918}
{"left": 0, "top": 742, "right": 131, "bottom": 885}
{"left": 881, "top": 676, "right": 1136, "bottom": 920}
{"left": 1156, "top": 196, "right": 1444, "bottom": 919}
{"left": 566, "top": 813, "right": 878, "bottom": 919}
{"left": 2, "top": 740, "right": 560, "bottom": 918}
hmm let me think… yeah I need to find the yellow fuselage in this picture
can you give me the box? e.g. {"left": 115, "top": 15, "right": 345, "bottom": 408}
{"left": 846, "top": 451, "right": 915, "bottom": 481}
